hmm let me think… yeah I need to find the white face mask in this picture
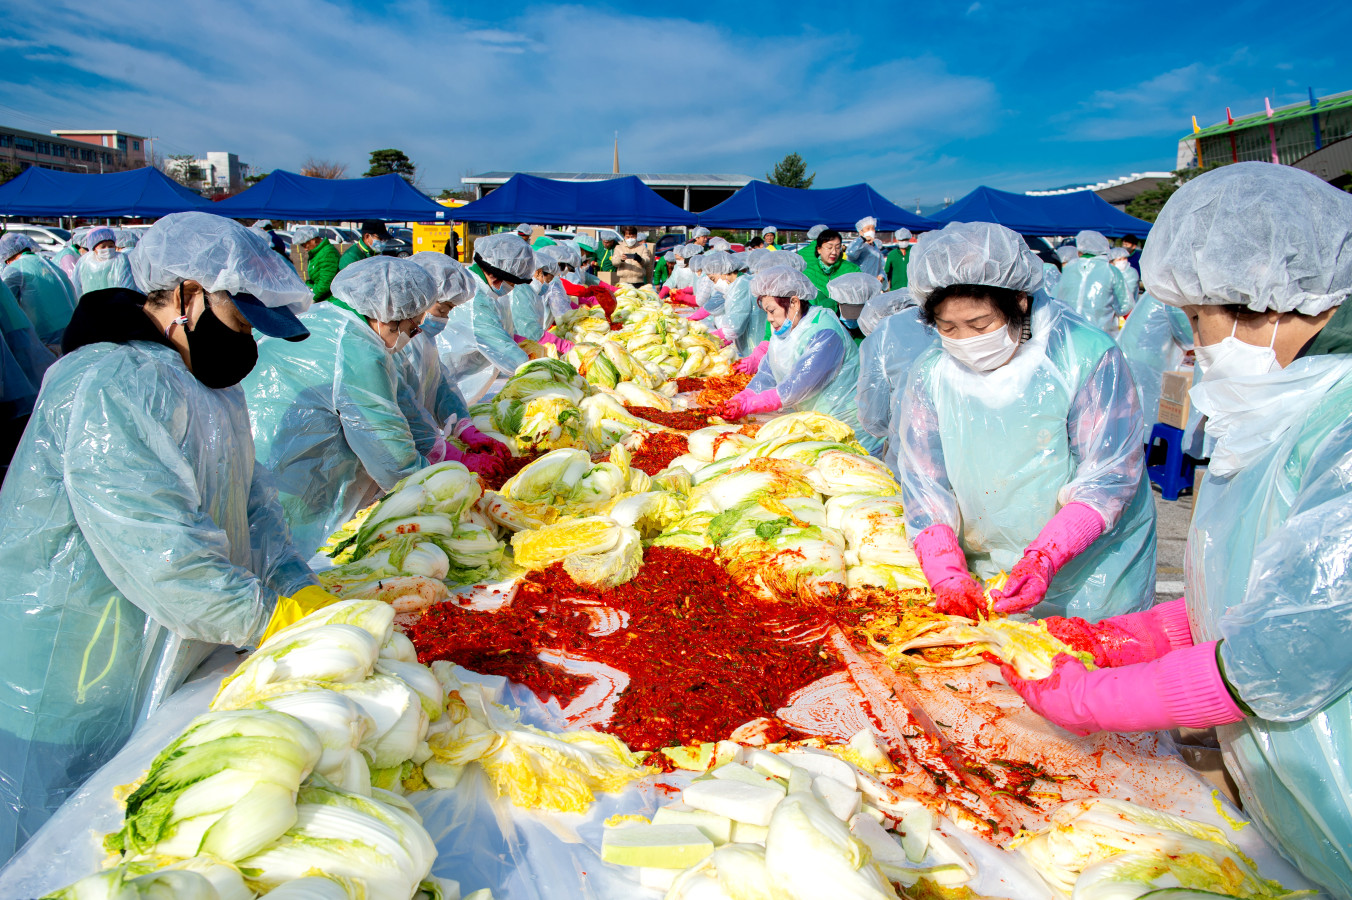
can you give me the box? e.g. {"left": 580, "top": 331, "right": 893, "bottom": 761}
{"left": 624, "top": 238, "right": 638, "bottom": 247}
{"left": 389, "top": 330, "right": 412, "bottom": 353}
{"left": 940, "top": 324, "right": 1020, "bottom": 372}
{"left": 1196, "top": 318, "right": 1280, "bottom": 383}
{"left": 861, "top": 231, "right": 875, "bottom": 242}
{"left": 491, "top": 280, "right": 512, "bottom": 296}
{"left": 95, "top": 247, "right": 116, "bottom": 261}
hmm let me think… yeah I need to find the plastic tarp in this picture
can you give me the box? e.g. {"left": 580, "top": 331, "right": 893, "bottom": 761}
{"left": 210, "top": 170, "right": 450, "bottom": 222}
{"left": 453, "top": 174, "right": 697, "bottom": 226}
{"left": 929, "top": 186, "right": 1153, "bottom": 238}
{"left": 0, "top": 166, "right": 214, "bottom": 218}
{"left": 695, "top": 180, "right": 939, "bottom": 231}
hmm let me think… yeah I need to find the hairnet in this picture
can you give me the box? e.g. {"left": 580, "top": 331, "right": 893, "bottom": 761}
{"left": 709, "top": 237, "right": 731, "bottom": 252}
{"left": 1056, "top": 245, "right": 1079, "bottom": 265}
{"left": 574, "top": 232, "right": 597, "bottom": 253}
{"left": 858, "top": 288, "right": 915, "bottom": 336}
{"left": 762, "top": 226, "right": 778, "bottom": 236}
{"left": 515, "top": 223, "right": 533, "bottom": 237}
{"left": 0, "top": 233, "right": 37, "bottom": 260}
{"left": 663, "top": 250, "right": 676, "bottom": 262}
{"left": 806, "top": 224, "right": 827, "bottom": 241}
{"left": 1075, "top": 230, "right": 1110, "bottom": 257}
{"left": 700, "top": 250, "right": 736, "bottom": 276}
{"left": 410, "top": 251, "right": 477, "bottom": 307}
{"left": 893, "top": 228, "right": 912, "bottom": 242}
{"left": 771, "top": 250, "right": 807, "bottom": 273}
{"left": 731, "top": 251, "right": 750, "bottom": 272}
{"left": 907, "top": 221, "right": 1044, "bottom": 305}
{"left": 1107, "top": 247, "right": 1130, "bottom": 262}
{"left": 532, "top": 250, "right": 561, "bottom": 276}
{"left": 128, "top": 211, "right": 312, "bottom": 313}
{"left": 679, "top": 243, "right": 702, "bottom": 260}
{"left": 598, "top": 229, "right": 620, "bottom": 243}
{"left": 750, "top": 265, "right": 817, "bottom": 302}
{"left": 473, "top": 232, "right": 537, "bottom": 281}
{"left": 856, "top": 216, "right": 877, "bottom": 233}
{"left": 291, "top": 225, "right": 321, "bottom": 244}
{"left": 553, "top": 240, "right": 582, "bottom": 269}
{"left": 331, "top": 256, "right": 436, "bottom": 322}
{"left": 84, "top": 227, "right": 117, "bottom": 250}
{"left": 828, "top": 271, "right": 882, "bottom": 308}
{"left": 690, "top": 256, "right": 705, "bottom": 274}
{"left": 691, "top": 226, "right": 711, "bottom": 238}
{"left": 1141, "top": 162, "right": 1352, "bottom": 316}
{"left": 636, "top": 231, "right": 649, "bottom": 243}
{"left": 115, "top": 230, "right": 139, "bottom": 250}
{"left": 745, "top": 249, "right": 772, "bottom": 273}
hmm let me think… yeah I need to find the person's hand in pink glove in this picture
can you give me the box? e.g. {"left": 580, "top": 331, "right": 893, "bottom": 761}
{"left": 457, "top": 423, "right": 511, "bottom": 462}
{"left": 462, "top": 451, "right": 503, "bottom": 477}
{"left": 710, "top": 329, "right": 729, "bottom": 345}
{"left": 1001, "top": 642, "right": 1245, "bottom": 736}
{"left": 992, "top": 502, "right": 1106, "bottom": 614}
{"left": 670, "top": 288, "right": 696, "bottom": 307}
{"left": 537, "top": 331, "right": 575, "bottom": 354}
{"left": 735, "top": 342, "right": 769, "bottom": 375}
{"left": 717, "top": 388, "right": 782, "bottom": 420}
{"left": 687, "top": 308, "right": 711, "bottom": 321}
{"left": 913, "top": 524, "right": 988, "bottom": 620}
{"left": 658, "top": 286, "right": 671, "bottom": 299}
{"left": 1042, "top": 599, "right": 1194, "bottom": 669}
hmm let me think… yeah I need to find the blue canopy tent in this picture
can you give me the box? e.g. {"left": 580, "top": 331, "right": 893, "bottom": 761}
{"left": 210, "top": 170, "right": 450, "bottom": 221}
{"left": 928, "top": 186, "right": 1153, "bottom": 238}
{"left": 0, "top": 166, "right": 214, "bottom": 218}
{"left": 453, "top": 174, "right": 697, "bottom": 226}
{"left": 696, "top": 181, "right": 938, "bottom": 231}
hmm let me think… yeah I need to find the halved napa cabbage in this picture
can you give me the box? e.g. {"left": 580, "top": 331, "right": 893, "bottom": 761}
{"left": 511, "top": 516, "right": 643, "bottom": 589}
{"left": 755, "top": 411, "right": 858, "bottom": 445}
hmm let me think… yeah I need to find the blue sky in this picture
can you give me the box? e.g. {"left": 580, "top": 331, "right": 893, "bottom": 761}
{"left": 3, "top": 0, "right": 1350, "bottom": 208}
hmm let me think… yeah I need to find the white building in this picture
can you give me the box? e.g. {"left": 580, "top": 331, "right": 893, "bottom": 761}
{"left": 192, "top": 151, "right": 251, "bottom": 193}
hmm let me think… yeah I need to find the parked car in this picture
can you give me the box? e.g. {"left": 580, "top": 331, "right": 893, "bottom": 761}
{"left": 539, "top": 229, "right": 576, "bottom": 243}
{"left": 1, "top": 223, "right": 72, "bottom": 253}
{"left": 652, "top": 233, "right": 685, "bottom": 257}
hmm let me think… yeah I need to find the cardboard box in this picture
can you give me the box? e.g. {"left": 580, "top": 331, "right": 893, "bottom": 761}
{"left": 598, "top": 271, "right": 616, "bottom": 286}
{"left": 1157, "top": 369, "right": 1193, "bottom": 429}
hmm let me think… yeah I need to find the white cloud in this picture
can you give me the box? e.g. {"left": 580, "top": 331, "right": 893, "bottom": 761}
{"left": 0, "top": 0, "right": 1000, "bottom": 194}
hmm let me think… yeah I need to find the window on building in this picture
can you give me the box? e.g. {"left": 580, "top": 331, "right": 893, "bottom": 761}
{"left": 132, "top": 140, "right": 141, "bottom": 151}
{"left": 36, "top": 141, "right": 51, "bottom": 155}
{"left": 102, "top": 152, "right": 113, "bottom": 165}
{"left": 117, "top": 135, "right": 127, "bottom": 150}
{"left": 51, "top": 144, "right": 66, "bottom": 158}
{"left": 81, "top": 148, "right": 94, "bottom": 161}
{"left": 15, "top": 137, "right": 35, "bottom": 151}
{"left": 0, "top": 134, "right": 12, "bottom": 148}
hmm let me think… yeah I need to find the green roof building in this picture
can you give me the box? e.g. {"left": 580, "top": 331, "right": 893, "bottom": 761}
{"left": 1177, "top": 90, "right": 1352, "bottom": 178}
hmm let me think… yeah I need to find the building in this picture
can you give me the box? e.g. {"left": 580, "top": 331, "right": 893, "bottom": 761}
{"left": 194, "top": 152, "right": 251, "bottom": 194}
{"left": 0, "top": 124, "right": 144, "bottom": 175}
{"left": 461, "top": 172, "right": 752, "bottom": 213}
{"left": 49, "top": 129, "right": 148, "bottom": 170}
{"left": 1025, "top": 172, "right": 1174, "bottom": 210}
{"left": 1178, "top": 90, "right": 1352, "bottom": 171}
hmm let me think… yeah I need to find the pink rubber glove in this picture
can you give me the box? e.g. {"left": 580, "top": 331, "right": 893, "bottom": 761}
{"left": 658, "top": 286, "right": 671, "bottom": 299}
{"left": 1042, "top": 599, "right": 1194, "bottom": 669}
{"left": 913, "top": 524, "right": 988, "bottom": 620}
{"left": 1002, "top": 642, "right": 1244, "bottom": 736}
{"left": 687, "top": 307, "right": 711, "bottom": 321}
{"left": 710, "top": 329, "right": 729, "bottom": 345}
{"left": 735, "top": 342, "right": 770, "bottom": 375}
{"left": 670, "top": 288, "right": 696, "bottom": 307}
{"left": 537, "top": 331, "right": 575, "bottom": 354}
{"left": 992, "top": 502, "right": 1106, "bottom": 614}
{"left": 717, "top": 388, "right": 781, "bottom": 420}
{"left": 429, "top": 441, "right": 467, "bottom": 466}
{"left": 462, "top": 451, "right": 502, "bottom": 477}
{"left": 457, "top": 424, "right": 511, "bottom": 461}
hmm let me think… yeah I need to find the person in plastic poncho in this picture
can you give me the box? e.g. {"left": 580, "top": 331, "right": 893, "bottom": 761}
{"left": 828, "top": 269, "right": 882, "bottom": 337}
{"left": 244, "top": 256, "right": 441, "bottom": 557}
{"left": 1054, "top": 229, "right": 1128, "bottom": 335}
{"left": 1000, "top": 163, "right": 1352, "bottom": 900}
{"left": 1116, "top": 291, "right": 1194, "bottom": 430}
{"left": 899, "top": 221, "right": 1156, "bottom": 623}
{"left": 0, "top": 211, "right": 335, "bottom": 861}
{"left": 845, "top": 216, "right": 887, "bottom": 285}
{"left": 70, "top": 226, "right": 137, "bottom": 301}
{"left": 1107, "top": 246, "right": 1139, "bottom": 313}
{"left": 0, "top": 276, "right": 56, "bottom": 469}
{"left": 717, "top": 265, "right": 871, "bottom": 448}
{"left": 508, "top": 248, "right": 557, "bottom": 343}
{"left": 686, "top": 250, "right": 740, "bottom": 346}
{"left": 731, "top": 249, "right": 806, "bottom": 373}
{"left": 856, "top": 287, "right": 936, "bottom": 476}
{"left": 401, "top": 251, "right": 505, "bottom": 472}
{"left": 438, "top": 232, "right": 537, "bottom": 405}
{"left": 0, "top": 233, "right": 76, "bottom": 352}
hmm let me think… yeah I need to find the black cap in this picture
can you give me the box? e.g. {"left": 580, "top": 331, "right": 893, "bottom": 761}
{"left": 360, "top": 220, "right": 390, "bottom": 240}
{"left": 232, "top": 293, "right": 310, "bottom": 341}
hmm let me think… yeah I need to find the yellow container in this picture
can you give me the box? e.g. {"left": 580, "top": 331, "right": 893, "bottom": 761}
{"left": 411, "top": 199, "right": 469, "bottom": 261}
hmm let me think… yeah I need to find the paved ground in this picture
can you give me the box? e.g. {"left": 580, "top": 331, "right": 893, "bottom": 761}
{"left": 1152, "top": 485, "right": 1193, "bottom": 603}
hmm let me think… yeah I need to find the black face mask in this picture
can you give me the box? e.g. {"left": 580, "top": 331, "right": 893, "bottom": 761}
{"left": 182, "top": 295, "right": 259, "bottom": 389}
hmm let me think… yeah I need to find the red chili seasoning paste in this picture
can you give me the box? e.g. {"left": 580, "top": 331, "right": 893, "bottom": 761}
{"left": 409, "top": 547, "right": 841, "bottom": 749}
{"left": 624, "top": 406, "right": 715, "bottom": 431}
{"left": 630, "top": 433, "right": 689, "bottom": 475}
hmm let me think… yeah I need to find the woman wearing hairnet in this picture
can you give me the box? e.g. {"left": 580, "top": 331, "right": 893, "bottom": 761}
{"left": 0, "top": 233, "right": 76, "bottom": 352}
{"left": 827, "top": 270, "right": 881, "bottom": 335}
{"left": 0, "top": 211, "right": 331, "bottom": 860}
{"left": 1054, "top": 230, "right": 1129, "bottom": 335}
{"left": 731, "top": 250, "right": 806, "bottom": 374}
{"left": 244, "top": 256, "right": 445, "bottom": 556}
{"left": 660, "top": 242, "right": 701, "bottom": 299}
{"left": 70, "top": 226, "right": 138, "bottom": 300}
{"left": 686, "top": 250, "right": 740, "bottom": 343}
{"left": 1115, "top": 291, "right": 1195, "bottom": 431}
{"left": 899, "top": 222, "right": 1156, "bottom": 622}
{"left": 1001, "top": 163, "right": 1352, "bottom": 900}
{"left": 855, "top": 288, "right": 935, "bottom": 475}
{"left": 1107, "top": 246, "right": 1139, "bottom": 313}
{"left": 845, "top": 217, "right": 887, "bottom": 283}
{"left": 717, "top": 265, "right": 873, "bottom": 449}
{"left": 508, "top": 247, "right": 557, "bottom": 343}
{"left": 440, "top": 232, "right": 537, "bottom": 403}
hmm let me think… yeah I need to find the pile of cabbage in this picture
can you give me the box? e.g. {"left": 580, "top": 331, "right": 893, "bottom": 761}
{"left": 552, "top": 285, "right": 736, "bottom": 381}
{"left": 466, "top": 358, "right": 677, "bottom": 456}
{"left": 653, "top": 412, "right": 927, "bottom": 603}
{"left": 319, "top": 462, "right": 505, "bottom": 614}
{"left": 602, "top": 735, "right": 976, "bottom": 899}
{"left": 478, "top": 445, "right": 689, "bottom": 589}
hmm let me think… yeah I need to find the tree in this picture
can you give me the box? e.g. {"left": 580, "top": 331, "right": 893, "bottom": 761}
{"left": 364, "top": 149, "right": 416, "bottom": 182}
{"left": 1125, "top": 164, "right": 1227, "bottom": 223}
{"left": 0, "top": 161, "right": 22, "bottom": 186}
{"left": 766, "top": 152, "right": 815, "bottom": 189}
{"left": 166, "top": 154, "right": 204, "bottom": 188}
{"left": 300, "top": 158, "right": 348, "bottom": 179}
{"left": 244, "top": 172, "right": 268, "bottom": 186}
{"left": 437, "top": 186, "right": 474, "bottom": 201}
